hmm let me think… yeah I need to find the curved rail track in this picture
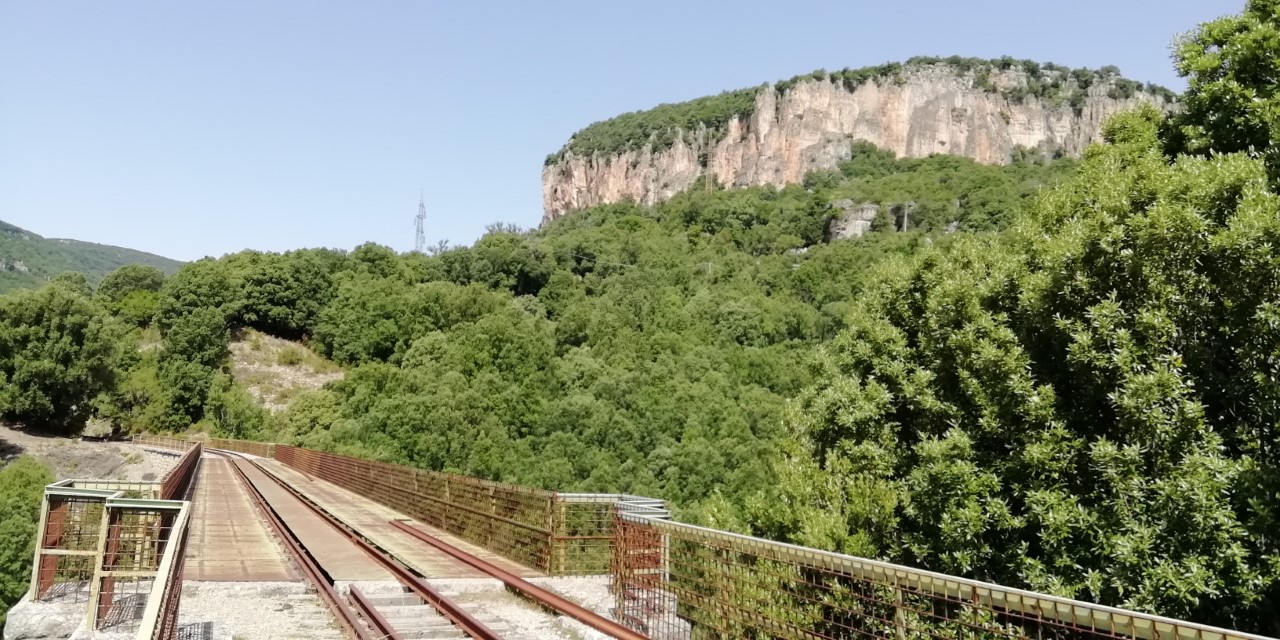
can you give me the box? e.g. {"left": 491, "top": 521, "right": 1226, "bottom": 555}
{"left": 211, "top": 449, "right": 643, "bottom": 640}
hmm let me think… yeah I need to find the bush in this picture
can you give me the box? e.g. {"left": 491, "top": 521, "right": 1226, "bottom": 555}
{"left": 276, "top": 346, "right": 305, "bottom": 366}
{"left": 0, "top": 457, "right": 52, "bottom": 627}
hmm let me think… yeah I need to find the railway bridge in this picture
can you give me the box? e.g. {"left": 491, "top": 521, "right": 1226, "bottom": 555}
{"left": 4, "top": 436, "right": 1273, "bottom": 640}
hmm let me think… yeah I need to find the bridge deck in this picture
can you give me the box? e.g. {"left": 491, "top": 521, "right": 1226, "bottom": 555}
{"left": 185, "top": 455, "right": 295, "bottom": 581}
{"left": 234, "top": 458, "right": 392, "bottom": 582}
{"left": 259, "top": 459, "right": 542, "bottom": 579}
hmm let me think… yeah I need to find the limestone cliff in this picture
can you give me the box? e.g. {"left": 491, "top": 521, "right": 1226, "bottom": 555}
{"left": 542, "top": 62, "right": 1173, "bottom": 223}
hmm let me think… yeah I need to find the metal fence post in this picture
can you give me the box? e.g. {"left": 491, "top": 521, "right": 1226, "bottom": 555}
{"left": 894, "top": 575, "right": 907, "bottom": 640}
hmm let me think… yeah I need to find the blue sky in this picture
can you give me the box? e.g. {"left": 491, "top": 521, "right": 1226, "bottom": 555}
{"left": 0, "top": 1, "right": 1241, "bottom": 261}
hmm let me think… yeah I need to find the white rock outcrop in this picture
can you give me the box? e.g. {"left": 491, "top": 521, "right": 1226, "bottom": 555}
{"left": 542, "top": 66, "right": 1169, "bottom": 222}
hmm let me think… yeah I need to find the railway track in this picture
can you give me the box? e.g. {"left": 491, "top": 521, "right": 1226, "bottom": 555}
{"left": 214, "top": 449, "right": 502, "bottom": 640}
{"left": 212, "top": 449, "right": 644, "bottom": 640}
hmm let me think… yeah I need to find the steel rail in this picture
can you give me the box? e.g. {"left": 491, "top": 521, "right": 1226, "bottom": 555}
{"left": 213, "top": 452, "right": 373, "bottom": 640}
{"left": 348, "top": 586, "right": 402, "bottom": 640}
{"left": 236, "top": 455, "right": 503, "bottom": 640}
{"left": 388, "top": 519, "right": 649, "bottom": 640}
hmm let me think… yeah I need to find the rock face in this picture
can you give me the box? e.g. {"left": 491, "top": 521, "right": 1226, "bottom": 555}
{"left": 542, "top": 65, "right": 1170, "bottom": 223}
{"left": 827, "top": 200, "right": 880, "bottom": 240}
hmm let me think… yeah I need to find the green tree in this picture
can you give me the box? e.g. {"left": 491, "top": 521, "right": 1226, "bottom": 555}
{"left": 0, "top": 457, "right": 53, "bottom": 628}
{"left": 49, "top": 271, "right": 92, "bottom": 297}
{"left": 1165, "top": 0, "right": 1280, "bottom": 183}
{"left": 0, "top": 284, "right": 129, "bottom": 435}
{"left": 235, "top": 250, "right": 336, "bottom": 339}
{"left": 113, "top": 290, "right": 160, "bottom": 327}
{"left": 204, "top": 373, "right": 267, "bottom": 438}
{"left": 154, "top": 259, "right": 238, "bottom": 331}
{"left": 161, "top": 307, "right": 230, "bottom": 371}
{"left": 756, "top": 106, "right": 1280, "bottom": 631}
{"left": 96, "top": 264, "right": 166, "bottom": 304}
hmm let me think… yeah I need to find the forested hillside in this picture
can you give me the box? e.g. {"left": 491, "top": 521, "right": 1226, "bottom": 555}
{"left": 1, "top": 2, "right": 1278, "bottom": 634}
{"left": 0, "top": 148, "right": 1075, "bottom": 510}
{"left": 0, "top": 219, "right": 181, "bottom": 294}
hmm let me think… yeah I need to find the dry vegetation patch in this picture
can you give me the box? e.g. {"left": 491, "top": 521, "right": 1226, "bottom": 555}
{"left": 229, "top": 329, "right": 343, "bottom": 412}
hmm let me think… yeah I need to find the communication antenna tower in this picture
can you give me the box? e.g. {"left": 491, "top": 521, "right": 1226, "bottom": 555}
{"left": 414, "top": 191, "right": 426, "bottom": 253}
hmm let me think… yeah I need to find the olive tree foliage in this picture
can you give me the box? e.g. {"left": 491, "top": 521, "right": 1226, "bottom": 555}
{"left": 0, "top": 284, "right": 131, "bottom": 435}
{"left": 754, "top": 106, "right": 1280, "bottom": 632}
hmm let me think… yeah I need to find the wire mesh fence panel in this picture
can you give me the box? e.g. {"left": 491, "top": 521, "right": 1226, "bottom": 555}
{"left": 273, "top": 445, "right": 558, "bottom": 572}
{"left": 131, "top": 435, "right": 191, "bottom": 452}
{"left": 94, "top": 506, "right": 173, "bottom": 631}
{"left": 612, "top": 514, "right": 1274, "bottom": 640}
{"left": 36, "top": 556, "right": 96, "bottom": 603}
{"left": 553, "top": 499, "right": 617, "bottom": 575}
{"left": 555, "top": 494, "right": 673, "bottom": 576}
{"left": 35, "top": 495, "right": 106, "bottom": 600}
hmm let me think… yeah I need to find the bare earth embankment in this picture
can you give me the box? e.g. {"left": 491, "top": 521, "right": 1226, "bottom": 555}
{"left": 0, "top": 425, "right": 174, "bottom": 481}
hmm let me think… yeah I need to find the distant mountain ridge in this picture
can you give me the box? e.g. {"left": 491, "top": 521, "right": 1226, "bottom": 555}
{"left": 0, "top": 219, "right": 182, "bottom": 294}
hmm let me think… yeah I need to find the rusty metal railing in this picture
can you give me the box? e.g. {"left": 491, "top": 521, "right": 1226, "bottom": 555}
{"left": 132, "top": 436, "right": 671, "bottom": 576}
{"left": 551, "top": 494, "right": 671, "bottom": 575}
{"left": 611, "top": 510, "right": 1274, "bottom": 640}
{"left": 159, "top": 442, "right": 201, "bottom": 500}
{"left": 117, "top": 433, "right": 1276, "bottom": 640}
{"left": 274, "top": 445, "right": 560, "bottom": 572}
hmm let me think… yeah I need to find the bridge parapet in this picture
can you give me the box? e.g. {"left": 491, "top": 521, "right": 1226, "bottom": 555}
{"left": 120, "top": 435, "right": 1276, "bottom": 639}
{"left": 611, "top": 510, "right": 1275, "bottom": 640}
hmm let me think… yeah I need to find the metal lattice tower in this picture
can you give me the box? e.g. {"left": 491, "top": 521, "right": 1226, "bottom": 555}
{"left": 414, "top": 191, "right": 426, "bottom": 253}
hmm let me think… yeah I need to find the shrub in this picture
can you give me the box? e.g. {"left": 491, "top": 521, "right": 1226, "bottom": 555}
{"left": 277, "top": 346, "right": 305, "bottom": 367}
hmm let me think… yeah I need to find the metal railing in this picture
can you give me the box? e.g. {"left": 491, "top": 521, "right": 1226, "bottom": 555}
{"left": 552, "top": 494, "right": 672, "bottom": 575}
{"left": 274, "top": 445, "right": 561, "bottom": 572}
{"left": 28, "top": 439, "right": 200, "bottom": 640}
{"left": 138, "top": 502, "right": 190, "bottom": 640}
{"left": 134, "top": 435, "right": 673, "bottom": 576}
{"left": 131, "top": 435, "right": 191, "bottom": 453}
{"left": 122, "top": 434, "right": 1274, "bottom": 640}
{"left": 159, "top": 442, "right": 202, "bottom": 500}
{"left": 611, "top": 511, "right": 1275, "bottom": 640}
